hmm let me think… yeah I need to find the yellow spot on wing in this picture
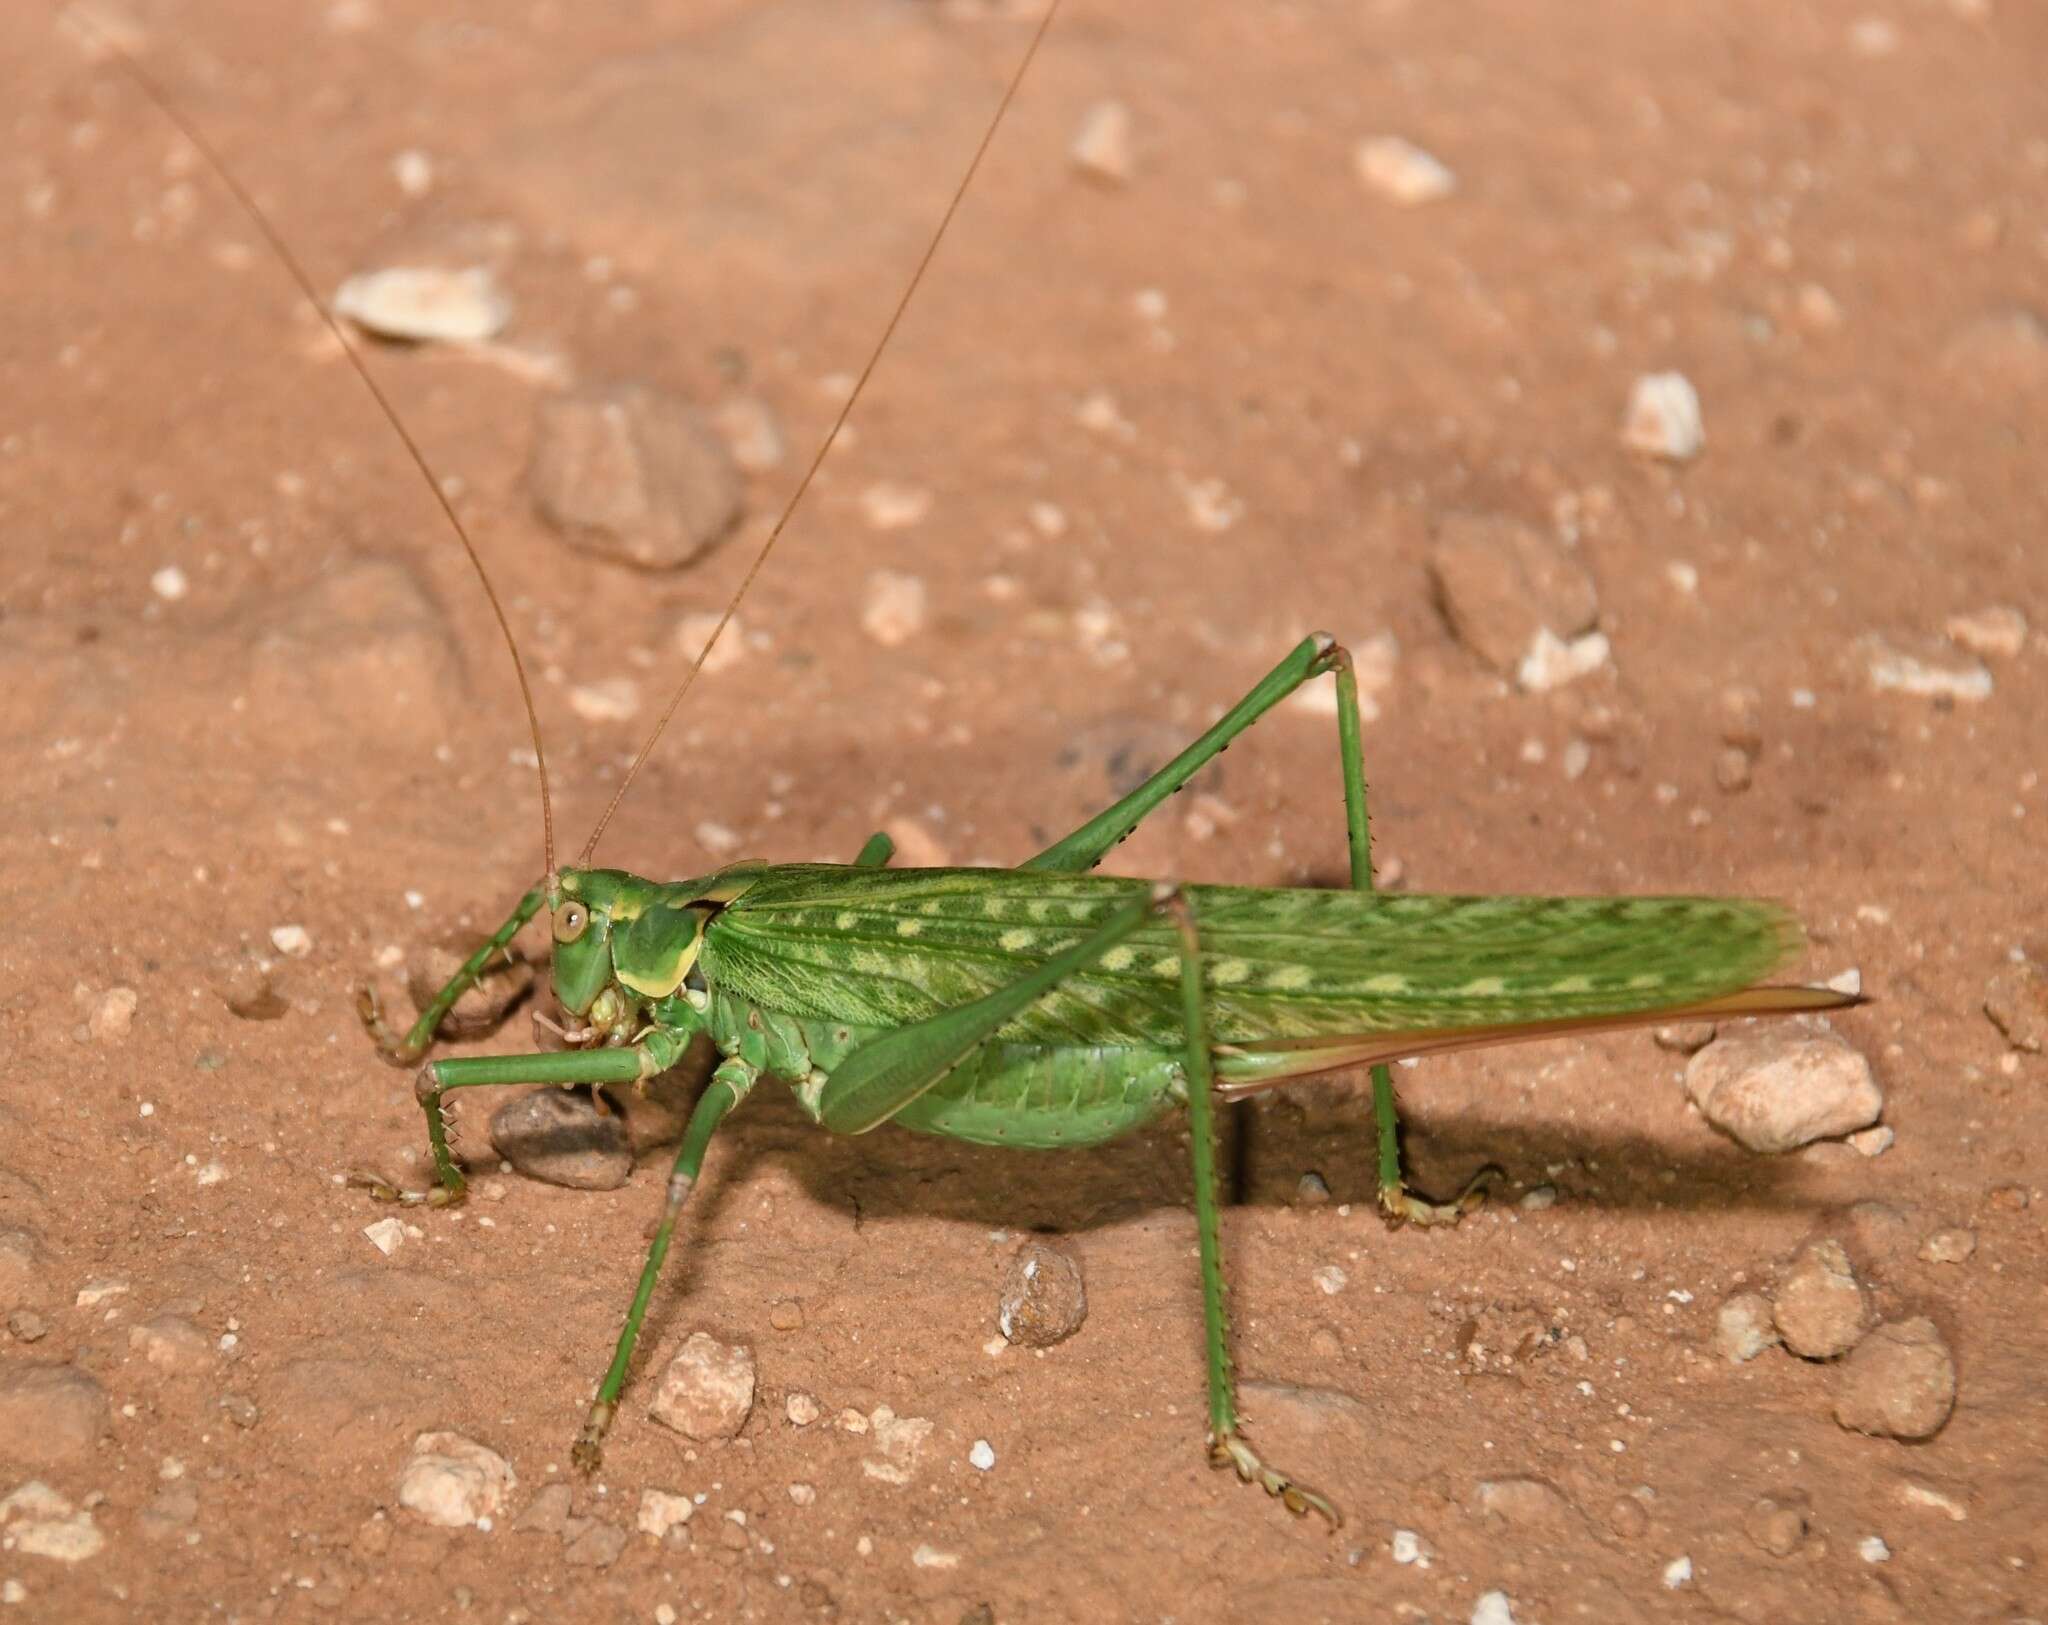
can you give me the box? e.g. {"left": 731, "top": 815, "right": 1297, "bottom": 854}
{"left": 1100, "top": 946, "right": 1137, "bottom": 973}
{"left": 1209, "top": 959, "right": 1251, "bottom": 985}
{"left": 836, "top": 912, "right": 858, "bottom": 929}
{"left": 896, "top": 919, "right": 923, "bottom": 937}
{"left": 1627, "top": 973, "right": 1663, "bottom": 990}
{"left": 1151, "top": 957, "right": 1181, "bottom": 979}
{"left": 1000, "top": 928, "right": 1036, "bottom": 952}
{"left": 1267, "top": 965, "right": 1313, "bottom": 991}
{"left": 1549, "top": 975, "right": 1593, "bottom": 993}
{"left": 1459, "top": 976, "right": 1506, "bottom": 996}
{"left": 1362, "top": 973, "right": 1411, "bottom": 993}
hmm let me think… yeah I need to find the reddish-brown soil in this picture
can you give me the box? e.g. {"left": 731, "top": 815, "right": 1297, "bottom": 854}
{"left": 4, "top": 1, "right": 2045, "bottom": 1619}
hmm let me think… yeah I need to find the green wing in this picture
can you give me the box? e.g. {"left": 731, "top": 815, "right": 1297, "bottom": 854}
{"left": 700, "top": 866, "right": 1817, "bottom": 1053}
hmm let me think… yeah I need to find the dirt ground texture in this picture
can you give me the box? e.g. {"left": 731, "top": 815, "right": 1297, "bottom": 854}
{"left": 3, "top": 0, "right": 2046, "bottom": 1619}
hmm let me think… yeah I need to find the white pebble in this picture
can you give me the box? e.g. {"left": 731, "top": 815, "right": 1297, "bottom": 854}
{"left": 150, "top": 565, "right": 189, "bottom": 601}
{"left": 567, "top": 677, "right": 642, "bottom": 723}
{"left": 1312, "top": 1265, "right": 1347, "bottom": 1296}
{"left": 363, "top": 1217, "right": 407, "bottom": 1256}
{"left": 968, "top": 1439, "right": 996, "bottom": 1472}
{"left": 648, "top": 1331, "right": 755, "bottom": 1440}
{"left": 269, "top": 924, "right": 313, "bottom": 958}
{"left": 1621, "top": 372, "right": 1705, "bottom": 460}
{"left": 636, "top": 1488, "right": 694, "bottom": 1540}
{"left": 334, "top": 265, "right": 512, "bottom": 343}
{"left": 675, "top": 612, "right": 746, "bottom": 675}
{"left": 1865, "top": 639, "right": 1993, "bottom": 702}
{"left": 396, "top": 1432, "right": 516, "bottom": 1528}
{"left": 787, "top": 1482, "right": 816, "bottom": 1506}
{"left": 1354, "top": 136, "right": 1457, "bottom": 205}
{"left": 1662, "top": 1555, "right": 1694, "bottom": 1589}
{"left": 693, "top": 821, "right": 741, "bottom": 858}
{"left": 1391, "top": 1528, "right": 1428, "bottom": 1565}
{"left": 1517, "top": 628, "right": 1611, "bottom": 693}
{"left": 1469, "top": 1590, "right": 1516, "bottom": 1625}
{"left": 862, "top": 571, "right": 928, "bottom": 647}
{"left": 1859, "top": 1534, "right": 1891, "bottom": 1563}
{"left": 1944, "top": 605, "right": 2027, "bottom": 658}
{"left": 1069, "top": 100, "right": 1134, "bottom": 183}
{"left": 392, "top": 148, "right": 433, "bottom": 197}
{"left": 87, "top": 986, "right": 139, "bottom": 1042}
{"left": 910, "top": 1543, "right": 959, "bottom": 1570}
{"left": 1172, "top": 473, "right": 1243, "bottom": 532}
{"left": 784, "top": 1390, "right": 822, "bottom": 1426}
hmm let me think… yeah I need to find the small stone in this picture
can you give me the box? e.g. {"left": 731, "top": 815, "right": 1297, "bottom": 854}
{"left": 563, "top": 1521, "right": 628, "bottom": 1569}
{"left": 1621, "top": 371, "right": 1705, "bottom": 460}
{"left": 1714, "top": 747, "right": 1753, "bottom": 793}
{"left": 1294, "top": 1171, "right": 1332, "bottom": 1206}
{"left": 968, "top": 1439, "right": 996, "bottom": 1472}
{"left": 1714, "top": 1291, "right": 1781, "bottom": 1363}
{"left": 859, "top": 482, "right": 932, "bottom": 530}
{"left": 910, "top": 1543, "right": 959, "bottom": 1570}
{"left": 269, "top": 924, "right": 313, "bottom": 958}
{"left": 1353, "top": 136, "right": 1457, "bottom": 205}
{"left": 488, "top": 1089, "right": 632, "bottom": 1191}
{"left": 1863, "top": 633, "right": 1993, "bottom": 702}
{"left": 768, "top": 1301, "right": 803, "bottom": 1332}
{"left": 1469, "top": 1589, "right": 1515, "bottom": 1625}
{"left": 1746, "top": 1497, "right": 1808, "bottom": 1556}
{"left": 637, "top": 1489, "right": 695, "bottom": 1541}
{"left": 1684, "top": 1027, "right": 1882, "bottom": 1153}
{"left": 1605, "top": 1496, "right": 1650, "bottom": 1539}
{"left": 1834, "top": 1317, "right": 1956, "bottom": 1439}
{"left": 1516, "top": 629, "right": 1611, "bottom": 693}
{"left": 0, "top": 1365, "right": 108, "bottom": 1461}
{"left": 710, "top": 396, "right": 786, "bottom": 473}
{"left": 1661, "top": 1555, "right": 1693, "bottom": 1590}
{"left": 1988, "top": 1183, "right": 2029, "bottom": 1212}
{"left": 997, "top": 1240, "right": 1087, "bottom": 1347}
{"left": 1069, "top": 100, "right": 1134, "bottom": 184}
{"left": 511, "top": 1482, "right": 574, "bottom": 1536}
{"left": 0, "top": 1482, "right": 104, "bottom": 1565}
{"left": 1518, "top": 1185, "right": 1558, "bottom": 1212}
{"left": 529, "top": 384, "right": 742, "bottom": 570}
{"left": 150, "top": 564, "right": 189, "bottom": 601}
{"left": 1426, "top": 512, "right": 1598, "bottom": 679}
{"left": 1312, "top": 1265, "right": 1347, "bottom": 1296}
{"left": 787, "top": 1481, "right": 816, "bottom": 1507}
{"left": 1859, "top": 1534, "right": 1892, "bottom": 1563}
{"left": 648, "top": 1331, "right": 755, "bottom": 1440}
{"left": 1918, "top": 1227, "right": 1975, "bottom": 1265}
{"left": 862, "top": 571, "right": 927, "bottom": 646}
{"left": 87, "top": 986, "right": 138, "bottom": 1043}
{"left": 1848, "top": 1125, "right": 1894, "bottom": 1157}
{"left": 1897, "top": 1481, "right": 1967, "bottom": 1520}
{"left": 362, "top": 1216, "right": 407, "bottom": 1256}
{"left": 334, "top": 266, "right": 512, "bottom": 343}
{"left": 784, "top": 1390, "right": 821, "bottom": 1426}
{"left": 9, "top": 1310, "right": 50, "bottom": 1343}
{"left": 128, "top": 1313, "right": 212, "bottom": 1374}
{"left": 1390, "top": 1528, "right": 1429, "bottom": 1565}
{"left": 397, "top": 1432, "right": 517, "bottom": 1528}
{"left": 74, "top": 1278, "right": 128, "bottom": 1309}
{"left": 861, "top": 1405, "right": 935, "bottom": 1485}
{"left": 567, "top": 677, "right": 641, "bottom": 723}
{"left": 1772, "top": 1239, "right": 1871, "bottom": 1359}
{"left": 1653, "top": 1022, "right": 1717, "bottom": 1055}
{"left": 1984, "top": 962, "right": 2048, "bottom": 1052}
{"left": 1945, "top": 605, "right": 2027, "bottom": 659}
{"left": 1795, "top": 283, "right": 1844, "bottom": 330}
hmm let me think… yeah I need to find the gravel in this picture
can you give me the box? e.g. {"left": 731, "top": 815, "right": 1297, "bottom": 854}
{"left": 1684, "top": 1026, "right": 1882, "bottom": 1153}
{"left": 1772, "top": 1239, "right": 1871, "bottom": 1359}
{"left": 648, "top": 1331, "right": 755, "bottom": 1440}
{"left": 1834, "top": 1317, "right": 1957, "bottom": 1439}
{"left": 998, "top": 1240, "right": 1087, "bottom": 1347}
{"left": 488, "top": 1088, "right": 632, "bottom": 1190}
{"left": 396, "top": 1432, "right": 517, "bottom": 1529}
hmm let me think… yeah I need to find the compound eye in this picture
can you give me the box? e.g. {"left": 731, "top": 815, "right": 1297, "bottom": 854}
{"left": 552, "top": 902, "right": 590, "bottom": 943}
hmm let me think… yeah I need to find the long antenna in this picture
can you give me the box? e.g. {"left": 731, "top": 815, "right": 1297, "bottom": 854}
{"left": 79, "top": 19, "right": 560, "bottom": 878}
{"left": 575, "top": 0, "right": 1065, "bottom": 867}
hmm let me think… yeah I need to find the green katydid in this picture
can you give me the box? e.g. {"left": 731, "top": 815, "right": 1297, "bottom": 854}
{"left": 104, "top": 2, "right": 1857, "bottom": 1525}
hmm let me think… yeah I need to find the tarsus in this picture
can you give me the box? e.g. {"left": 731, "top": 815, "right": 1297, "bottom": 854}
{"left": 575, "top": 0, "right": 1066, "bottom": 866}
{"left": 78, "top": 17, "right": 560, "bottom": 878}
